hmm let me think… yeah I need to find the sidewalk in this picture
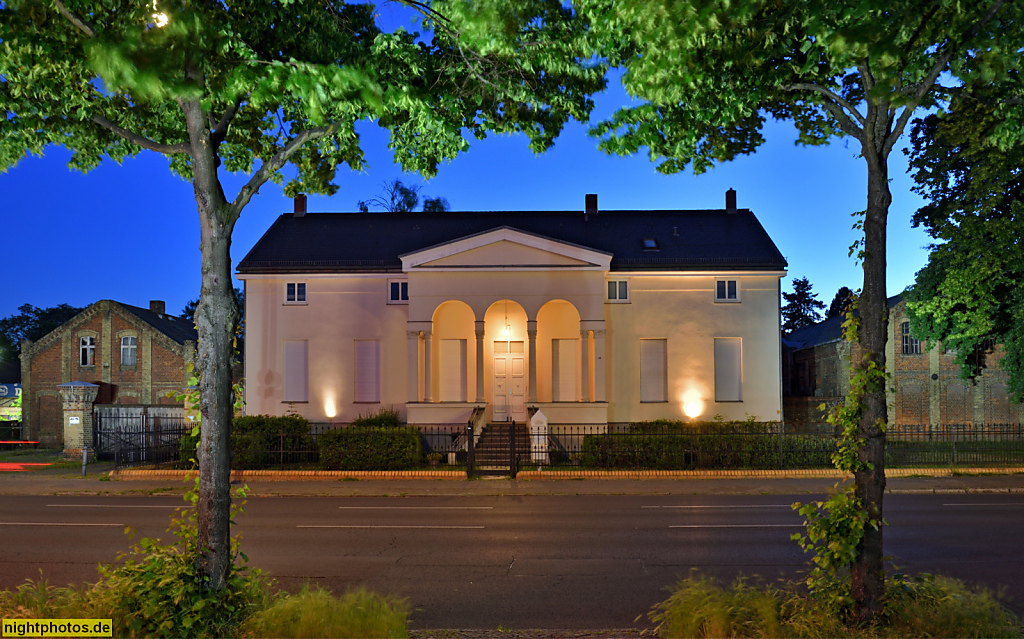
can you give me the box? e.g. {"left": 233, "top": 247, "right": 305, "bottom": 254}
{"left": 2, "top": 459, "right": 1023, "bottom": 497}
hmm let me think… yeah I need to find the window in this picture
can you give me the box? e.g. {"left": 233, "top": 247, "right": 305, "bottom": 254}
{"left": 80, "top": 336, "right": 96, "bottom": 366}
{"left": 388, "top": 279, "right": 409, "bottom": 304}
{"left": 715, "top": 279, "right": 740, "bottom": 302}
{"left": 121, "top": 336, "right": 137, "bottom": 366}
{"left": 640, "top": 339, "right": 667, "bottom": 402}
{"left": 714, "top": 337, "right": 742, "bottom": 401}
{"left": 901, "top": 322, "right": 921, "bottom": 355}
{"left": 285, "top": 282, "right": 306, "bottom": 304}
{"left": 607, "top": 279, "right": 629, "bottom": 303}
{"left": 354, "top": 340, "right": 381, "bottom": 403}
{"left": 283, "top": 340, "right": 308, "bottom": 402}
{"left": 642, "top": 238, "right": 659, "bottom": 251}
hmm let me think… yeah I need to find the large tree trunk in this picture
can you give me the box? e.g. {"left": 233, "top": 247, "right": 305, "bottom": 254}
{"left": 182, "top": 97, "right": 238, "bottom": 591}
{"left": 852, "top": 140, "right": 891, "bottom": 622}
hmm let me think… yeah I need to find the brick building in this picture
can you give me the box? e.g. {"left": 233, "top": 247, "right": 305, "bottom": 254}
{"left": 20, "top": 300, "right": 197, "bottom": 446}
{"left": 783, "top": 295, "right": 1024, "bottom": 427}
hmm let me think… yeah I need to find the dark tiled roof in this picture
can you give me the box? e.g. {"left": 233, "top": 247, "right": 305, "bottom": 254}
{"left": 121, "top": 304, "right": 198, "bottom": 345}
{"left": 785, "top": 294, "right": 903, "bottom": 350}
{"left": 237, "top": 209, "right": 788, "bottom": 274}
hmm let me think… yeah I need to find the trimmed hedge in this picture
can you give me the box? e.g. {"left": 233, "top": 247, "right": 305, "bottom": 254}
{"left": 179, "top": 414, "right": 315, "bottom": 470}
{"left": 318, "top": 426, "right": 423, "bottom": 470}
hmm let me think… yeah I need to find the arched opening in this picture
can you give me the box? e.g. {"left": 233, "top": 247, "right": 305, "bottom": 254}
{"left": 430, "top": 301, "right": 476, "bottom": 402}
{"left": 537, "top": 300, "right": 582, "bottom": 402}
{"left": 484, "top": 300, "right": 528, "bottom": 421}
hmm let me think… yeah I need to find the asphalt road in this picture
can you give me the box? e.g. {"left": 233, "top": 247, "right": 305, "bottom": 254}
{"left": 1, "top": 493, "right": 1022, "bottom": 629}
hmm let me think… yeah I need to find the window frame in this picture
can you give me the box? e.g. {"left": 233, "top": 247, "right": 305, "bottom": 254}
{"left": 79, "top": 335, "right": 96, "bottom": 367}
{"left": 606, "top": 278, "right": 630, "bottom": 303}
{"left": 120, "top": 335, "right": 138, "bottom": 367}
{"left": 714, "top": 278, "right": 741, "bottom": 303}
{"left": 284, "top": 282, "right": 307, "bottom": 305}
{"left": 387, "top": 279, "right": 409, "bottom": 305}
{"left": 901, "top": 322, "right": 921, "bottom": 355}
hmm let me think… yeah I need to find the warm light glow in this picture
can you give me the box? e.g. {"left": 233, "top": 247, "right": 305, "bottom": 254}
{"left": 324, "top": 399, "right": 336, "bottom": 419}
{"left": 503, "top": 324, "right": 511, "bottom": 337}
{"left": 152, "top": 1, "right": 169, "bottom": 27}
{"left": 682, "top": 389, "right": 704, "bottom": 419}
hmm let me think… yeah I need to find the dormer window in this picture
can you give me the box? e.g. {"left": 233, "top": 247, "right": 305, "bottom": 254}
{"left": 642, "top": 238, "right": 659, "bottom": 251}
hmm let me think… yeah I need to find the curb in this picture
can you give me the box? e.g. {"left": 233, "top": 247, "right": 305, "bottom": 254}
{"left": 108, "top": 467, "right": 1024, "bottom": 481}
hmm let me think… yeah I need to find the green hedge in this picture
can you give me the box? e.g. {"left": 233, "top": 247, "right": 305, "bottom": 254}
{"left": 318, "top": 426, "right": 423, "bottom": 470}
{"left": 179, "top": 414, "right": 315, "bottom": 470}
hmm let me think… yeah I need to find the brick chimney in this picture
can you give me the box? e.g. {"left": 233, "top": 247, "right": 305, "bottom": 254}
{"left": 150, "top": 300, "right": 166, "bottom": 315}
{"left": 294, "top": 194, "right": 307, "bottom": 217}
{"left": 584, "top": 193, "right": 598, "bottom": 221}
{"left": 726, "top": 188, "right": 737, "bottom": 212}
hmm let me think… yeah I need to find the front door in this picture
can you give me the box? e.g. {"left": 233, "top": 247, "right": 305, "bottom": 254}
{"left": 492, "top": 340, "right": 527, "bottom": 421}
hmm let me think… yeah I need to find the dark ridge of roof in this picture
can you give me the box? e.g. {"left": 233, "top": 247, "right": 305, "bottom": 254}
{"left": 121, "top": 304, "right": 199, "bottom": 345}
{"left": 237, "top": 209, "right": 788, "bottom": 274}
{"left": 786, "top": 294, "right": 904, "bottom": 350}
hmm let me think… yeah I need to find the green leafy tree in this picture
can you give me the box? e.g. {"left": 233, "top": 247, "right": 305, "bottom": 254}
{"left": 904, "top": 87, "right": 1024, "bottom": 401}
{"left": 0, "top": 303, "right": 86, "bottom": 366}
{"left": 578, "top": 0, "right": 1024, "bottom": 621}
{"left": 782, "top": 277, "right": 826, "bottom": 335}
{"left": 357, "top": 178, "right": 451, "bottom": 212}
{"left": 2, "top": 0, "right": 603, "bottom": 590}
{"left": 827, "top": 287, "right": 856, "bottom": 320}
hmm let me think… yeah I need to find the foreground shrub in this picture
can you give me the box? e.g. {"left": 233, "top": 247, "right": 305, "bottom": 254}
{"left": 180, "top": 414, "right": 314, "bottom": 469}
{"left": 243, "top": 586, "right": 409, "bottom": 638}
{"left": 319, "top": 426, "right": 422, "bottom": 470}
{"left": 350, "top": 406, "right": 404, "bottom": 429}
{"left": 651, "top": 572, "right": 1019, "bottom": 639}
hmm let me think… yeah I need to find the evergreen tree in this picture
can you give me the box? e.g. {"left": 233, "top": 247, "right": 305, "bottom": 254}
{"left": 827, "top": 287, "right": 856, "bottom": 319}
{"left": 782, "top": 277, "right": 825, "bottom": 334}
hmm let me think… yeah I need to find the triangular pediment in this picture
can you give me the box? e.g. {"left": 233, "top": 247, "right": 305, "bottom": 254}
{"left": 401, "top": 227, "right": 611, "bottom": 271}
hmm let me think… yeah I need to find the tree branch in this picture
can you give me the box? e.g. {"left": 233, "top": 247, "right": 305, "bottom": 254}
{"left": 211, "top": 99, "right": 242, "bottom": 147}
{"left": 91, "top": 114, "right": 191, "bottom": 154}
{"left": 781, "top": 82, "right": 866, "bottom": 128}
{"left": 52, "top": 0, "right": 96, "bottom": 37}
{"left": 229, "top": 125, "right": 338, "bottom": 218}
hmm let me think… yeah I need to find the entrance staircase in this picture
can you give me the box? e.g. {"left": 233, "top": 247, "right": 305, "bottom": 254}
{"left": 474, "top": 422, "right": 530, "bottom": 470}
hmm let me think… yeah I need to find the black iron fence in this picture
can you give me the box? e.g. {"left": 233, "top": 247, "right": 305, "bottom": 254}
{"left": 96, "top": 417, "right": 1024, "bottom": 472}
{"left": 0, "top": 421, "right": 22, "bottom": 440}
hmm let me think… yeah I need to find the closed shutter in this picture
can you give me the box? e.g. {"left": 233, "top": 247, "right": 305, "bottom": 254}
{"left": 552, "top": 339, "right": 578, "bottom": 402}
{"left": 439, "top": 339, "right": 467, "bottom": 402}
{"left": 354, "top": 340, "right": 380, "bottom": 402}
{"left": 283, "top": 340, "right": 308, "bottom": 402}
{"left": 640, "top": 339, "right": 667, "bottom": 403}
{"left": 714, "top": 338, "right": 742, "bottom": 402}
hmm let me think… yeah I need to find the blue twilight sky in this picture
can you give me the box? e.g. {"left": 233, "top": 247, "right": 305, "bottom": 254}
{"left": 0, "top": 75, "right": 934, "bottom": 321}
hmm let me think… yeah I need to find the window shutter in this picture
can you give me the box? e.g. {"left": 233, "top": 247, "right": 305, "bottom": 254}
{"left": 354, "top": 340, "right": 380, "bottom": 402}
{"left": 552, "top": 339, "right": 579, "bottom": 402}
{"left": 714, "top": 338, "right": 742, "bottom": 401}
{"left": 640, "top": 339, "right": 667, "bottom": 402}
{"left": 439, "top": 339, "right": 467, "bottom": 401}
{"left": 283, "top": 340, "right": 308, "bottom": 402}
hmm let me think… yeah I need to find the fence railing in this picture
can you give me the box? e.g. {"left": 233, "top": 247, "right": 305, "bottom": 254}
{"left": 1, "top": 420, "right": 23, "bottom": 441}
{"left": 95, "top": 418, "right": 1024, "bottom": 472}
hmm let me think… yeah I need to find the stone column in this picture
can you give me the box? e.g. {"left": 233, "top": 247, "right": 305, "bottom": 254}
{"left": 527, "top": 320, "right": 538, "bottom": 403}
{"left": 57, "top": 381, "right": 99, "bottom": 461}
{"left": 593, "top": 328, "right": 607, "bottom": 402}
{"left": 423, "top": 330, "right": 433, "bottom": 403}
{"left": 475, "top": 321, "right": 486, "bottom": 402}
{"left": 580, "top": 330, "right": 590, "bottom": 402}
{"left": 407, "top": 330, "right": 420, "bottom": 403}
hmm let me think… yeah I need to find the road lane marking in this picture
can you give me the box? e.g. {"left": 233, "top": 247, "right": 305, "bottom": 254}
{"left": 48, "top": 504, "right": 187, "bottom": 508}
{"left": 299, "top": 525, "right": 485, "bottom": 529}
{"left": 670, "top": 524, "right": 803, "bottom": 528}
{"left": 0, "top": 522, "right": 125, "bottom": 527}
{"left": 337, "top": 506, "right": 493, "bottom": 510}
{"left": 644, "top": 505, "right": 793, "bottom": 509}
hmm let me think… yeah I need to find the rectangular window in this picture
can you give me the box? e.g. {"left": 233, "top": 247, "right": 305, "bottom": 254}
{"left": 283, "top": 340, "right": 308, "bottom": 402}
{"left": 388, "top": 279, "right": 409, "bottom": 304}
{"left": 714, "top": 337, "right": 742, "bottom": 402}
{"left": 285, "top": 282, "right": 307, "bottom": 304}
{"left": 715, "top": 279, "right": 739, "bottom": 302}
{"left": 607, "top": 279, "right": 629, "bottom": 303}
{"left": 439, "top": 339, "right": 467, "bottom": 402}
{"left": 901, "top": 322, "right": 921, "bottom": 355}
{"left": 552, "top": 339, "right": 579, "bottom": 402}
{"left": 640, "top": 339, "right": 667, "bottom": 403}
{"left": 121, "top": 336, "right": 137, "bottom": 366}
{"left": 354, "top": 340, "right": 381, "bottom": 403}
{"left": 80, "top": 336, "right": 95, "bottom": 366}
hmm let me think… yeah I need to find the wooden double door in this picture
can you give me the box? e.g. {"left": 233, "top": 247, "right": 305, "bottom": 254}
{"left": 491, "top": 340, "right": 527, "bottom": 421}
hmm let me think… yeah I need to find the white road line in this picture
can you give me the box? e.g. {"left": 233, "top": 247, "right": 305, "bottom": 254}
{"left": 337, "top": 506, "right": 493, "bottom": 510}
{"left": 298, "top": 525, "right": 485, "bottom": 529}
{"left": 670, "top": 524, "right": 803, "bottom": 529}
{"left": 644, "top": 505, "right": 793, "bottom": 509}
{"left": 0, "top": 522, "right": 125, "bottom": 527}
{"left": 48, "top": 504, "right": 187, "bottom": 508}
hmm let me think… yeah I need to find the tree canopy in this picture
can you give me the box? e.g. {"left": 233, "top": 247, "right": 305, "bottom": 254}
{"left": 782, "top": 277, "right": 825, "bottom": 335}
{"left": 2, "top": 0, "right": 605, "bottom": 590}
{"left": 577, "top": 0, "right": 1024, "bottom": 621}
{"left": 0, "top": 303, "right": 86, "bottom": 367}
{"left": 827, "top": 287, "right": 856, "bottom": 320}
{"left": 358, "top": 178, "right": 450, "bottom": 212}
{"left": 904, "top": 87, "right": 1024, "bottom": 401}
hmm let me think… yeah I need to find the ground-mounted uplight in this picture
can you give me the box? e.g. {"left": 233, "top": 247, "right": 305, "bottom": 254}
{"left": 682, "top": 389, "right": 704, "bottom": 420}
{"left": 324, "top": 399, "right": 336, "bottom": 423}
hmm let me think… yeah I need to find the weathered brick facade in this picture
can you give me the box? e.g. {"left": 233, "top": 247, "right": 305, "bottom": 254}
{"left": 20, "top": 300, "right": 197, "bottom": 446}
{"left": 784, "top": 296, "right": 1024, "bottom": 427}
